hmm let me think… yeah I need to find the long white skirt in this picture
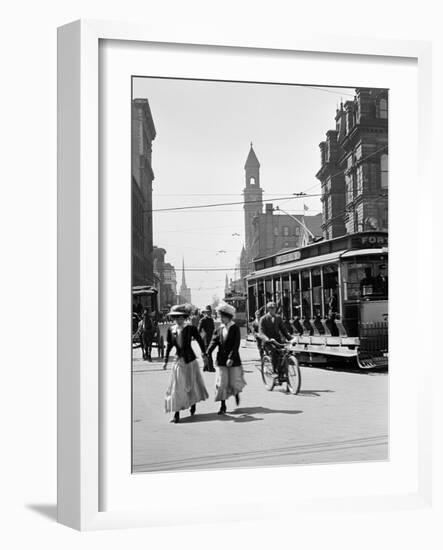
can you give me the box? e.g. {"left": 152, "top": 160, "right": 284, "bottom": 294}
{"left": 214, "top": 366, "right": 246, "bottom": 401}
{"left": 165, "top": 357, "right": 209, "bottom": 413}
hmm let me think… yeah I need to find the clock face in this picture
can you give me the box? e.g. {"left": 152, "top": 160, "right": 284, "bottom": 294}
{"left": 366, "top": 216, "right": 379, "bottom": 230}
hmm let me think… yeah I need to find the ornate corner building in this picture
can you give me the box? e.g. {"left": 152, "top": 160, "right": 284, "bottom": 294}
{"left": 316, "top": 88, "right": 389, "bottom": 239}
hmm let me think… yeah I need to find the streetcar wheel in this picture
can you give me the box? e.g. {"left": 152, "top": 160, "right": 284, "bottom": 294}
{"left": 261, "top": 354, "right": 275, "bottom": 391}
{"left": 286, "top": 355, "right": 301, "bottom": 395}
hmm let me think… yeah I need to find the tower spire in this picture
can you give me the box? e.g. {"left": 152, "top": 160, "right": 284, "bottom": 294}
{"left": 181, "top": 256, "right": 187, "bottom": 288}
{"left": 179, "top": 256, "right": 192, "bottom": 304}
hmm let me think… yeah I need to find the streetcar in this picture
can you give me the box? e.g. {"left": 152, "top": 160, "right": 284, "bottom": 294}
{"left": 245, "top": 231, "right": 388, "bottom": 370}
{"left": 223, "top": 292, "right": 247, "bottom": 326}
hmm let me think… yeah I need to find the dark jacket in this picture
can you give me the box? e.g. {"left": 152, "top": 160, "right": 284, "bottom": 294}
{"left": 207, "top": 323, "right": 242, "bottom": 367}
{"left": 258, "top": 313, "right": 292, "bottom": 343}
{"left": 198, "top": 316, "right": 215, "bottom": 344}
{"left": 165, "top": 324, "right": 205, "bottom": 364}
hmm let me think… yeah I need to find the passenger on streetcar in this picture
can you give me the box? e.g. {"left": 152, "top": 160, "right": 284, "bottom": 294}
{"left": 359, "top": 268, "right": 375, "bottom": 298}
{"left": 374, "top": 267, "right": 388, "bottom": 298}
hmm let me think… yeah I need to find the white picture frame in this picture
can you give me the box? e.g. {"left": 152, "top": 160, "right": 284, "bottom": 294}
{"left": 57, "top": 19, "right": 434, "bottom": 531}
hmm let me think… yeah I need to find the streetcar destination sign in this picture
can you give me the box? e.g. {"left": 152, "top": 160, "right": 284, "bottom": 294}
{"left": 276, "top": 250, "right": 301, "bottom": 264}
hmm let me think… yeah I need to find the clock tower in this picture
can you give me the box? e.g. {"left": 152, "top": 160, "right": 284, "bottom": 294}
{"left": 243, "top": 144, "right": 263, "bottom": 272}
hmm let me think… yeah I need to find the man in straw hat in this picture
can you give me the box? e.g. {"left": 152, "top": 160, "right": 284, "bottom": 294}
{"left": 258, "top": 301, "right": 292, "bottom": 376}
{"left": 198, "top": 305, "right": 216, "bottom": 372}
{"left": 206, "top": 302, "right": 246, "bottom": 414}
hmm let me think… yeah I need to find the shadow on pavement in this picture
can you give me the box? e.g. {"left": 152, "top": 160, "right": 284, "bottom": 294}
{"left": 230, "top": 406, "right": 303, "bottom": 416}
{"left": 177, "top": 411, "right": 263, "bottom": 424}
{"left": 297, "top": 389, "right": 335, "bottom": 397}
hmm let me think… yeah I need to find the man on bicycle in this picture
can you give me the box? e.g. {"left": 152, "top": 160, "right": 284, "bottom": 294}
{"left": 258, "top": 301, "right": 293, "bottom": 376}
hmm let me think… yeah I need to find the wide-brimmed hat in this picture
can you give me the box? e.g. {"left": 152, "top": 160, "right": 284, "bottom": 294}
{"left": 203, "top": 305, "right": 212, "bottom": 313}
{"left": 216, "top": 302, "right": 236, "bottom": 318}
{"left": 266, "top": 301, "right": 277, "bottom": 309}
{"left": 168, "top": 304, "right": 192, "bottom": 317}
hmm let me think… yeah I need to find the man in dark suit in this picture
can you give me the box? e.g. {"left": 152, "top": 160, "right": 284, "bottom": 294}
{"left": 198, "top": 306, "right": 216, "bottom": 372}
{"left": 259, "top": 301, "right": 292, "bottom": 375}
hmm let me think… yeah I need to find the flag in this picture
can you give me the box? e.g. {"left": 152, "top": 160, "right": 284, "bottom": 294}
{"left": 303, "top": 204, "right": 309, "bottom": 212}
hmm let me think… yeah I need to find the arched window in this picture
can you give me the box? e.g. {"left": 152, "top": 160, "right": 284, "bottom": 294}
{"left": 249, "top": 177, "right": 256, "bottom": 185}
{"left": 381, "top": 154, "right": 388, "bottom": 188}
{"left": 379, "top": 98, "right": 388, "bottom": 119}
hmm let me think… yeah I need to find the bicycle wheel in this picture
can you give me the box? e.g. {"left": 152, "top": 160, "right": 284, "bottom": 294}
{"left": 286, "top": 354, "right": 301, "bottom": 395}
{"left": 261, "top": 354, "right": 275, "bottom": 391}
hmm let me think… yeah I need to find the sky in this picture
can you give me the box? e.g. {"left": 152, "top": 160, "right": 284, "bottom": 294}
{"left": 132, "top": 77, "right": 354, "bottom": 308}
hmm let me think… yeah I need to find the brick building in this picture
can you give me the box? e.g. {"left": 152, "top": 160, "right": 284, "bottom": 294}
{"left": 131, "top": 98, "right": 156, "bottom": 286}
{"left": 162, "top": 263, "right": 178, "bottom": 308}
{"left": 316, "top": 88, "right": 389, "bottom": 239}
{"left": 242, "top": 144, "right": 323, "bottom": 272}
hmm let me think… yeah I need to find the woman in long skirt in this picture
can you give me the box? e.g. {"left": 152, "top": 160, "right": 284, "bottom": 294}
{"left": 207, "top": 302, "right": 246, "bottom": 414}
{"left": 163, "top": 304, "right": 209, "bottom": 423}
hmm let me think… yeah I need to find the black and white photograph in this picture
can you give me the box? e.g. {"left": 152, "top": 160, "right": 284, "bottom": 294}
{"left": 131, "top": 77, "right": 389, "bottom": 473}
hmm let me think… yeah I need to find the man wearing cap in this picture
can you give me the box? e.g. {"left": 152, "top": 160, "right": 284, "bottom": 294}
{"left": 258, "top": 301, "right": 292, "bottom": 375}
{"left": 198, "top": 306, "right": 216, "bottom": 372}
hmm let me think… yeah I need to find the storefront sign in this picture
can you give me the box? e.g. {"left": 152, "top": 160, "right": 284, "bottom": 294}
{"left": 275, "top": 250, "right": 301, "bottom": 264}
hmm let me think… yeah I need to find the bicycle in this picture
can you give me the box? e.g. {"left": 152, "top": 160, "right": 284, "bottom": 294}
{"left": 260, "top": 340, "right": 301, "bottom": 395}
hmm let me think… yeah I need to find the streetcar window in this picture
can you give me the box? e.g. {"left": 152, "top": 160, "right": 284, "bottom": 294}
{"left": 248, "top": 285, "right": 256, "bottom": 316}
{"left": 281, "top": 275, "right": 290, "bottom": 319}
{"left": 323, "top": 264, "right": 339, "bottom": 317}
{"left": 290, "top": 272, "right": 301, "bottom": 319}
{"left": 342, "top": 259, "right": 388, "bottom": 300}
{"left": 257, "top": 281, "right": 265, "bottom": 310}
{"left": 301, "top": 270, "right": 312, "bottom": 319}
{"left": 273, "top": 278, "right": 281, "bottom": 304}
{"left": 265, "top": 279, "right": 273, "bottom": 302}
{"left": 312, "top": 268, "right": 323, "bottom": 317}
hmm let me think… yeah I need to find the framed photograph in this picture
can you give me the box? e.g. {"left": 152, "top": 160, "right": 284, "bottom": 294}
{"left": 57, "top": 19, "right": 433, "bottom": 530}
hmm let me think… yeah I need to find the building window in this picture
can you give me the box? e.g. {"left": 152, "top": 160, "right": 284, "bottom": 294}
{"left": 356, "top": 166, "right": 363, "bottom": 196}
{"left": 283, "top": 226, "right": 289, "bottom": 236}
{"left": 381, "top": 154, "right": 388, "bottom": 188}
{"left": 273, "top": 226, "right": 279, "bottom": 236}
{"left": 346, "top": 175, "right": 353, "bottom": 204}
{"left": 249, "top": 177, "right": 256, "bottom": 185}
{"left": 294, "top": 226, "right": 300, "bottom": 236}
{"left": 379, "top": 98, "right": 388, "bottom": 119}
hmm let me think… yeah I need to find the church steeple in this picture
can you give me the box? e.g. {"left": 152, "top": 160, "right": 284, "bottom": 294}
{"left": 181, "top": 257, "right": 187, "bottom": 289}
{"left": 179, "top": 256, "right": 192, "bottom": 304}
